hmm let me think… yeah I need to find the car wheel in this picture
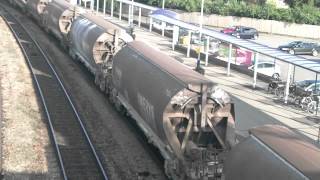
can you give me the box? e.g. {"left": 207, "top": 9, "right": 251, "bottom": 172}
{"left": 289, "top": 49, "right": 295, "bottom": 55}
{"left": 253, "top": 34, "right": 258, "bottom": 40}
{"left": 312, "top": 50, "right": 318, "bottom": 57}
{"left": 272, "top": 73, "right": 280, "bottom": 80}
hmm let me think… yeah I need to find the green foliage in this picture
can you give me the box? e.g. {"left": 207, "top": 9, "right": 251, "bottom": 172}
{"left": 285, "top": 0, "right": 314, "bottom": 7}
{"left": 135, "top": 0, "right": 320, "bottom": 25}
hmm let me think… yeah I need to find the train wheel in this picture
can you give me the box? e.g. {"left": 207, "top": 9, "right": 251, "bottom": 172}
{"left": 164, "top": 160, "right": 185, "bottom": 180}
{"left": 94, "top": 74, "right": 100, "bottom": 86}
{"left": 99, "top": 78, "right": 106, "bottom": 92}
{"left": 109, "top": 88, "right": 117, "bottom": 104}
{"left": 312, "top": 50, "right": 318, "bottom": 57}
{"left": 289, "top": 49, "right": 295, "bottom": 55}
{"left": 68, "top": 49, "right": 75, "bottom": 59}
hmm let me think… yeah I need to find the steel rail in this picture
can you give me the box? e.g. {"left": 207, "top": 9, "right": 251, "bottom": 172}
{"left": 0, "top": 4, "right": 108, "bottom": 180}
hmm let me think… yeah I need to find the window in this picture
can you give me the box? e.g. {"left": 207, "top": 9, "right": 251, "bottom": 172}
{"left": 264, "top": 63, "right": 274, "bottom": 68}
{"left": 307, "top": 83, "right": 320, "bottom": 91}
{"left": 257, "top": 64, "right": 264, "bottom": 68}
{"left": 302, "top": 43, "right": 312, "bottom": 48}
{"left": 297, "top": 80, "right": 314, "bottom": 88}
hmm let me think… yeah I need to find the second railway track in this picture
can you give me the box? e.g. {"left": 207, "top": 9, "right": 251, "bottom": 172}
{"left": 0, "top": 5, "right": 108, "bottom": 180}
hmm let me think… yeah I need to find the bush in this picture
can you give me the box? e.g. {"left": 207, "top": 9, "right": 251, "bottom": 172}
{"left": 135, "top": 0, "right": 320, "bottom": 25}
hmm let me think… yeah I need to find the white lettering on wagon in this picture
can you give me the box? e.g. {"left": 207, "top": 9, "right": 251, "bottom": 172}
{"left": 137, "top": 93, "right": 155, "bottom": 123}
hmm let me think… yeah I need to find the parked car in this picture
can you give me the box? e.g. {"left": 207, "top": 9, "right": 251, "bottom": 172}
{"left": 278, "top": 41, "right": 320, "bottom": 56}
{"left": 248, "top": 61, "right": 281, "bottom": 79}
{"left": 221, "top": 26, "right": 259, "bottom": 39}
{"left": 294, "top": 80, "right": 320, "bottom": 96}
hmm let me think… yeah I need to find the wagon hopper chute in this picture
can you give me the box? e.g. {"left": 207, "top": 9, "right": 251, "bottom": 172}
{"left": 42, "top": 0, "right": 77, "bottom": 41}
{"left": 26, "top": 0, "right": 50, "bottom": 22}
{"left": 111, "top": 41, "right": 236, "bottom": 179}
{"left": 68, "top": 13, "right": 133, "bottom": 88}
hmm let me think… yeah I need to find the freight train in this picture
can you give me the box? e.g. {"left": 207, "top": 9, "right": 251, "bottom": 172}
{"left": 5, "top": 0, "right": 320, "bottom": 179}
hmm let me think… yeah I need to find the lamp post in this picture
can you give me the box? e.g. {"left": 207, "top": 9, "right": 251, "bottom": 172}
{"left": 199, "top": 0, "right": 204, "bottom": 36}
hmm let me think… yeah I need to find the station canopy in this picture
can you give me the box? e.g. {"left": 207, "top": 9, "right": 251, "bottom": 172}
{"left": 116, "top": 0, "right": 157, "bottom": 11}
{"left": 150, "top": 12, "right": 320, "bottom": 74}
{"left": 150, "top": 9, "right": 179, "bottom": 20}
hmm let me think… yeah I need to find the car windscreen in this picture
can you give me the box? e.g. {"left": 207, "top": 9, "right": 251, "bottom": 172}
{"left": 288, "top": 41, "right": 301, "bottom": 46}
{"left": 296, "top": 80, "right": 318, "bottom": 88}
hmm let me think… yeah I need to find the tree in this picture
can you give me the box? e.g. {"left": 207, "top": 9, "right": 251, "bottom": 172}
{"left": 285, "top": 0, "right": 314, "bottom": 7}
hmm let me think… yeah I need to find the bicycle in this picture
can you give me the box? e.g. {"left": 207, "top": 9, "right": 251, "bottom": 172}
{"left": 307, "top": 94, "right": 320, "bottom": 115}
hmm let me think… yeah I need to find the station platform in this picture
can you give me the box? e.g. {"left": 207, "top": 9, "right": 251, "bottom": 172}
{"left": 102, "top": 15, "right": 319, "bottom": 143}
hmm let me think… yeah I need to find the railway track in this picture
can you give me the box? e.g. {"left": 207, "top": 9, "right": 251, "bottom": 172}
{"left": 0, "top": 5, "right": 108, "bottom": 180}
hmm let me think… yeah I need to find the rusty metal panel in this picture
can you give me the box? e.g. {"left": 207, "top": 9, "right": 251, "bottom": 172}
{"left": 69, "top": 15, "right": 106, "bottom": 72}
{"left": 26, "top": 0, "right": 49, "bottom": 22}
{"left": 127, "top": 41, "right": 214, "bottom": 92}
{"left": 250, "top": 125, "right": 320, "bottom": 180}
{"left": 43, "top": 0, "right": 75, "bottom": 41}
{"left": 112, "top": 41, "right": 215, "bottom": 139}
{"left": 224, "top": 125, "right": 320, "bottom": 180}
{"left": 69, "top": 14, "right": 133, "bottom": 73}
{"left": 81, "top": 13, "right": 124, "bottom": 32}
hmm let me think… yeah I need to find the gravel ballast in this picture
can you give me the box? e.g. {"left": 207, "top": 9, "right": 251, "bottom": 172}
{"left": 0, "top": 10, "right": 61, "bottom": 180}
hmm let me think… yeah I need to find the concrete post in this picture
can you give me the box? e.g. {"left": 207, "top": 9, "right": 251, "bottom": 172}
{"left": 128, "top": 3, "right": 131, "bottom": 25}
{"left": 205, "top": 37, "right": 209, "bottom": 66}
{"left": 314, "top": 73, "right": 318, "bottom": 93}
{"left": 172, "top": 25, "right": 179, "bottom": 51}
{"left": 131, "top": 5, "right": 134, "bottom": 25}
{"left": 315, "top": 73, "right": 318, "bottom": 115}
{"left": 172, "top": 37, "right": 175, "bottom": 50}
{"left": 149, "top": 17, "right": 153, "bottom": 32}
{"left": 253, "top": 52, "right": 259, "bottom": 88}
{"left": 162, "top": 21, "right": 165, "bottom": 36}
{"left": 284, "top": 64, "right": 293, "bottom": 104}
{"left": 90, "top": 0, "right": 94, "bottom": 10}
{"left": 119, "top": 2, "right": 122, "bottom": 20}
{"left": 138, "top": 7, "right": 141, "bottom": 27}
{"left": 103, "top": 0, "right": 106, "bottom": 15}
{"left": 84, "top": 0, "right": 87, "bottom": 8}
{"left": 187, "top": 30, "right": 192, "bottom": 57}
{"left": 199, "top": 0, "right": 204, "bottom": 37}
{"left": 96, "top": 0, "right": 99, "bottom": 13}
{"left": 227, "top": 43, "right": 232, "bottom": 76}
{"left": 111, "top": 0, "right": 114, "bottom": 17}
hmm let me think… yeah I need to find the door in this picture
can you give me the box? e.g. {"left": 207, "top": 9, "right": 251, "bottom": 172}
{"left": 241, "top": 28, "right": 251, "bottom": 39}
{"left": 301, "top": 43, "right": 312, "bottom": 54}
{"left": 294, "top": 43, "right": 305, "bottom": 54}
{"left": 263, "top": 63, "right": 275, "bottom": 76}
{"left": 256, "top": 63, "right": 266, "bottom": 75}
